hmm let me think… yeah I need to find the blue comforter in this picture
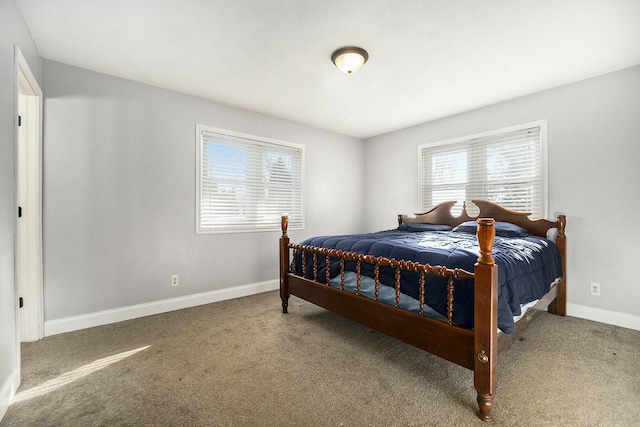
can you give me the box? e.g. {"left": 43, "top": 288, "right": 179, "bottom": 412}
{"left": 293, "top": 228, "right": 563, "bottom": 334}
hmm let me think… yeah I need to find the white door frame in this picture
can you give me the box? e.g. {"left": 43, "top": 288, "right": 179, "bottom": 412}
{"left": 15, "top": 46, "right": 44, "bottom": 342}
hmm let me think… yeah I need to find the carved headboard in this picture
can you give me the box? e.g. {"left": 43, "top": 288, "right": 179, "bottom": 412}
{"left": 399, "top": 200, "right": 562, "bottom": 238}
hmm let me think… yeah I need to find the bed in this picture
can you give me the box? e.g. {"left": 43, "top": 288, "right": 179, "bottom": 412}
{"left": 278, "top": 200, "right": 567, "bottom": 421}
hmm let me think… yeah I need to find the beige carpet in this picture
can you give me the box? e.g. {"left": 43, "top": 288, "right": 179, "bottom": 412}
{"left": 2, "top": 291, "right": 639, "bottom": 426}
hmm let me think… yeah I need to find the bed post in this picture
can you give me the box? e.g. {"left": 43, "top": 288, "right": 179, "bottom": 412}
{"left": 549, "top": 215, "right": 567, "bottom": 316}
{"left": 280, "top": 215, "right": 290, "bottom": 314}
{"left": 474, "top": 218, "right": 498, "bottom": 422}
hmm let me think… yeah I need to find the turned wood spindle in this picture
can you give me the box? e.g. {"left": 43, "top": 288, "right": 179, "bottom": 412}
{"left": 313, "top": 252, "right": 319, "bottom": 281}
{"left": 447, "top": 276, "right": 454, "bottom": 325}
{"left": 557, "top": 214, "right": 566, "bottom": 239}
{"left": 374, "top": 263, "right": 380, "bottom": 301}
{"left": 325, "top": 255, "right": 331, "bottom": 285}
{"left": 281, "top": 215, "right": 288, "bottom": 238}
{"left": 419, "top": 271, "right": 425, "bottom": 316}
{"left": 395, "top": 267, "right": 401, "bottom": 308}
{"left": 301, "top": 250, "right": 307, "bottom": 277}
{"left": 355, "top": 260, "right": 362, "bottom": 295}
{"left": 477, "top": 218, "right": 495, "bottom": 266}
{"left": 477, "top": 393, "right": 493, "bottom": 422}
{"left": 290, "top": 248, "right": 297, "bottom": 275}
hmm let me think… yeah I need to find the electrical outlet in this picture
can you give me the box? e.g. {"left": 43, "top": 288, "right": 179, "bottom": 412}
{"left": 590, "top": 282, "right": 600, "bottom": 296}
{"left": 171, "top": 275, "right": 179, "bottom": 287}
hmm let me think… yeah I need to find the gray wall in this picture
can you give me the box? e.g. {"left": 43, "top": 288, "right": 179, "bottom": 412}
{"left": 364, "top": 65, "right": 640, "bottom": 318}
{"left": 0, "top": 0, "right": 41, "bottom": 415}
{"left": 42, "top": 60, "right": 364, "bottom": 320}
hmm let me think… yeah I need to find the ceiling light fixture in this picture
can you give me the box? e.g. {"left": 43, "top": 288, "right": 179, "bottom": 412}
{"left": 331, "top": 46, "right": 369, "bottom": 74}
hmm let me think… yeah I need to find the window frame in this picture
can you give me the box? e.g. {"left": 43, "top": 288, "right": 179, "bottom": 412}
{"left": 196, "top": 124, "right": 305, "bottom": 234}
{"left": 417, "top": 120, "right": 549, "bottom": 219}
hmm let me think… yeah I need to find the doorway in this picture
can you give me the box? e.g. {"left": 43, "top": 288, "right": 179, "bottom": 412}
{"left": 15, "top": 47, "right": 44, "bottom": 342}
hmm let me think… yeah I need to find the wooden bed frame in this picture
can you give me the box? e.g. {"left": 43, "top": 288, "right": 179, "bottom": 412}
{"left": 279, "top": 200, "right": 566, "bottom": 422}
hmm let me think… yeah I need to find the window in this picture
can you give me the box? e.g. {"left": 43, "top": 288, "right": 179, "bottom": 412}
{"left": 419, "top": 120, "right": 547, "bottom": 218}
{"left": 197, "top": 125, "right": 304, "bottom": 233}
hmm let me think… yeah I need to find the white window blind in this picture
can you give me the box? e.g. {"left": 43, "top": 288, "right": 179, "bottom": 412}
{"left": 421, "top": 124, "right": 545, "bottom": 218}
{"left": 198, "top": 127, "right": 304, "bottom": 233}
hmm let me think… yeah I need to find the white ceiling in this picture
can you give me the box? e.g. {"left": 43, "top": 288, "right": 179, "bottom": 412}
{"left": 16, "top": 0, "right": 640, "bottom": 139}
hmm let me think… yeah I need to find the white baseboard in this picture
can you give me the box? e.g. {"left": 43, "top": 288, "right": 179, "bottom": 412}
{"left": 0, "top": 368, "right": 20, "bottom": 422}
{"left": 42, "top": 284, "right": 639, "bottom": 336}
{"left": 567, "top": 303, "right": 640, "bottom": 331}
{"left": 44, "top": 280, "right": 279, "bottom": 337}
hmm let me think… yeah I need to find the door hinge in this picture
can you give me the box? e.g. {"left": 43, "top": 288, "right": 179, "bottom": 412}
{"left": 18, "top": 115, "right": 22, "bottom": 127}
{"left": 19, "top": 297, "right": 24, "bottom": 308}
{"left": 18, "top": 206, "right": 23, "bottom": 218}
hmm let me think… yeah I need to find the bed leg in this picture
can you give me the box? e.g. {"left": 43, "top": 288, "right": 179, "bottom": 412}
{"left": 280, "top": 265, "right": 290, "bottom": 313}
{"left": 280, "top": 215, "right": 290, "bottom": 314}
{"left": 474, "top": 219, "right": 498, "bottom": 422}
{"left": 281, "top": 274, "right": 289, "bottom": 314}
{"left": 549, "top": 214, "right": 567, "bottom": 316}
{"left": 477, "top": 393, "right": 493, "bottom": 422}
